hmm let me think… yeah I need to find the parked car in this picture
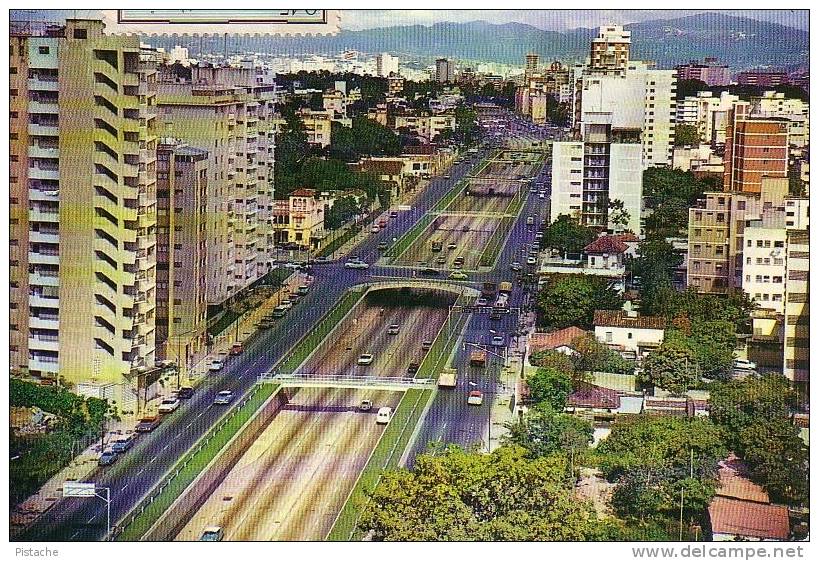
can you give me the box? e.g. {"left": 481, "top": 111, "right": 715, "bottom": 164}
{"left": 467, "top": 391, "right": 484, "bottom": 406}
{"left": 527, "top": 256, "right": 537, "bottom": 265}
{"left": 389, "top": 211, "right": 399, "bottom": 218}
{"left": 209, "top": 359, "right": 224, "bottom": 371}
{"left": 476, "top": 297, "right": 488, "bottom": 307}
{"left": 510, "top": 261, "right": 522, "bottom": 272}
{"left": 177, "top": 386, "right": 195, "bottom": 399}
{"left": 733, "top": 359, "right": 757, "bottom": 371}
{"left": 213, "top": 390, "right": 234, "bottom": 405}
{"left": 280, "top": 299, "right": 292, "bottom": 310}
{"left": 200, "top": 527, "right": 224, "bottom": 542}
{"left": 297, "top": 285, "right": 310, "bottom": 296}
{"left": 98, "top": 450, "right": 119, "bottom": 466}
{"left": 272, "top": 305, "right": 288, "bottom": 318}
{"left": 258, "top": 318, "right": 276, "bottom": 329}
{"left": 371, "top": 225, "right": 381, "bottom": 233}
{"left": 158, "top": 397, "right": 180, "bottom": 414}
{"left": 447, "top": 242, "right": 457, "bottom": 250}
{"left": 491, "top": 335, "right": 505, "bottom": 347}
{"left": 357, "top": 353, "right": 374, "bottom": 365}
{"left": 376, "top": 407, "right": 393, "bottom": 425}
{"left": 229, "top": 343, "right": 244, "bottom": 356}
{"left": 111, "top": 433, "right": 138, "bottom": 453}
{"left": 136, "top": 416, "right": 161, "bottom": 433}
{"left": 359, "top": 400, "right": 373, "bottom": 412}
{"left": 377, "top": 242, "right": 389, "bottom": 251}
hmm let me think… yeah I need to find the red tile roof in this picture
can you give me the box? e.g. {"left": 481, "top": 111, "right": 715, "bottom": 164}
{"left": 356, "top": 159, "right": 403, "bottom": 175}
{"left": 568, "top": 382, "right": 621, "bottom": 410}
{"left": 402, "top": 144, "right": 437, "bottom": 155}
{"left": 613, "top": 233, "right": 640, "bottom": 243}
{"left": 529, "top": 327, "right": 588, "bottom": 354}
{"left": 290, "top": 188, "right": 316, "bottom": 198}
{"left": 584, "top": 235, "right": 629, "bottom": 254}
{"left": 716, "top": 455, "right": 770, "bottom": 504}
{"left": 708, "top": 496, "right": 789, "bottom": 540}
{"left": 593, "top": 310, "right": 666, "bottom": 330}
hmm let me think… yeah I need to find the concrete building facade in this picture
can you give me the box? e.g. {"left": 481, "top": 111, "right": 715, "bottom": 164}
{"left": 723, "top": 103, "right": 789, "bottom": 195}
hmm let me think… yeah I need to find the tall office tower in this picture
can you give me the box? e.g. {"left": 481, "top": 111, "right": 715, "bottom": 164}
{"left": 723, "top": 103, "right": 789, "bottom": 195}
{"left": 375, "top": 52, "right": 399, "bottom": 77}
{"left": 551, "top": 126, "right": 642, "bottom": 234}
{"left": 525, "top": 52, "right": 539, "bottom": 78}
{"left": 156, "top": 65, "right": 277, "bottom": 306}
{"left": 435, "top": 58, "right": 455, "bottom": 83}
{"left": 10, "top": 19, "right": 158, "bottom": 405}
{"left": 155, "top": 140, "right": 209, "bottom": 373}
{"left": 589, "top": 25, "right": 631, "bottom": 71}
{"left": 783, "top": 228, "right": 809, "bottom": 397}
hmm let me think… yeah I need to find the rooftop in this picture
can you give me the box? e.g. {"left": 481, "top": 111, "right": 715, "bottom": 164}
{"left": 593, "top": 310, "right": 666, "bottom": 330}
{"left": 529, "top": 327, "right": 588, "bottom": 354}
{"left": 584, "top": 235, "right": 629, "bottom": 255}
{"left": 568, "top": 382, "right": 621, "bottom": 410}
{"left": 708, "top": 496, "right": 789, "bottom": 540}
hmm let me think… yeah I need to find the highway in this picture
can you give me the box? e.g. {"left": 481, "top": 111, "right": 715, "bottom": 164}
{"left": 20, "top": 107, "right": 554, "bottom": 542}
{"left": 175, "top": 296, "right": 452, "bottom": 540}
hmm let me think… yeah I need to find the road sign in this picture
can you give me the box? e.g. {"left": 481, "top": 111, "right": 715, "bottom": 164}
{"left": 63, "top": 482, "right": 96, "bottom": 497}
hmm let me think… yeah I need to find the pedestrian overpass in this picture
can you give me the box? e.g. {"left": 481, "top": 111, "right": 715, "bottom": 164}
{"left": 257, "top": 372, "right": 437, "bottom": 391}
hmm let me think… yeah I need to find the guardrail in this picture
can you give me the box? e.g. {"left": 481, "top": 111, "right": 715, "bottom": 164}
{"left": 258, "top": 373, "right": 436, "bottom": 390}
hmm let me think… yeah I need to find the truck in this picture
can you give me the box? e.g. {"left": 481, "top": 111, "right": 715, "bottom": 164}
{"left": 481, "top": 282, "right": 498, "bottom": 299}
{"left": 438, "top": 368, "right": 457, "bottom": 388}
{"left": 498, "top": 281, "right": 513, "bottom": 294}
{"left": 431, "top": 239, "right": 443, "bottom": 252}
{"left": 470, "top": 350, "right": 487, "bottom": 367}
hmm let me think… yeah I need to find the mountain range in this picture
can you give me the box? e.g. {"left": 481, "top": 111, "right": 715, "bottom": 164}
{"left": 148, "top": 12, "right": 808, "bottom": 72}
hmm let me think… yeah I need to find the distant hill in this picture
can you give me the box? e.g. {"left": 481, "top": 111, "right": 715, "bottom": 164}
{"left": 145, "top": 12, "right": 808, "bottom": 71}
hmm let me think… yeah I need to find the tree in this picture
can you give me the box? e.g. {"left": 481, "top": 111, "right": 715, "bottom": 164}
{"left": 537, "top": 274, "right": 621, "bottom": 330}
{"left": 738, "top": 419, "right": 808, "bottom": 505}
{"left": 540, "top": 214, "right": 596, "bottom": 258}
{"left": 638, "top": 341, "right": 701, "bottom": 394}
{"left": 674, "top": 123, "right": 700, "bottom": 146}
{"left": 676, "top": 320, "right": 736, "bottom": 381}
{"left": 358, "top": 445, "right": 602, "bottom": 541}
{"left": 675, "top": 79, "right": 709, "bottom": 100}
{"left": 503, "top": 404, "right": 592, "bottom": 459}
{"left": 571, "top": 334, "right": 635, "bottom": 375}
{"left": 324, "top": 195, "right": 361, "bottom": 230}
{"left": 608, "top": 199, "right": 631, "bottom": 232}
{"left": 525, "top": 367, "right": 572, "bottom": 409}
{"left": 629, "top": 239, "right": 683, "bottom": 315}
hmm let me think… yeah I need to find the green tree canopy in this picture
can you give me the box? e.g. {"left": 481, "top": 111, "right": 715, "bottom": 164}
{"left": 358, "top": 445, "right": 601, "bottom": 541}
{"left": 638, "top": 340, "right": 701, "bottom": 394}
{"left": 541, "top": 214, "right": 596, "bottom": 257}
{"left": 537, "top": 274, "right": 622, "bottom": 330}
{"left": 674, "top": 123, "right": 701, "bottom": 146}
{"left": 525, "top": 367, "right": 572, "bottom": 409}
{"left": 503, "top": 404, "right": 592, "bottom": 459}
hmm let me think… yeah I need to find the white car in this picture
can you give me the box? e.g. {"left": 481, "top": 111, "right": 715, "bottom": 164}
{"left": 158, "top": 397, "right": 180, "bottom": 414}
{"left": 387, "top": 324, "right": 400, "bottom": 335}
{"left": 527, "top": 256, "right": 537, "bottom": 265}
{"left": 209, "top": 359, "right": 224, "bottom": 371}
{"left": 491, "top": 335, "right": 505, "bottom": 347}
{"left": 370, "top": 225, "right": 380, "bottom": 233}
{"left": 357, "top": 353, "right": 374, "bottom": 365}
{"left": 376, "top": 407, "right": 393, "bottom": 425}
{"left": 734, "top": 359, "right": 757, "bottom": 371}
{"left": 467, "top": 391, "right": 484, "bottom": 406}
{"left": 344, "top": 260, "right": 370, "bottom": 270}
{"left": 359, "top": 400, "right": 373, "bottom": 412}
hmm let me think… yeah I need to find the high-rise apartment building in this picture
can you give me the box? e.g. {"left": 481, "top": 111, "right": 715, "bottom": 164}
{"left": 156, "top": 65, "right": 276, "bottom": 306}
{"left": 375, "top": 52, "right": 399, "bottom": 77}
{"left": 10, "top": 19, "right": 158, "bottom": 405}
{"left": 589, "top": 25, "right": 631, "bottom": 71}
{"left": 155, "top": 140, "right": 209, "bottom": 373}
{"left": 525, "top": 52, "right": 539, "bottom": 78}
{"left": 783, "top": 229, "right": 809, "bottom": 395}
{"left": 676, "top": 91, "right": 740, "bottom": 145}
{"left": 675, "top": 58, "right": 731, "bottom": 86}
{"left": 435, "top": 58, "right": 455, "bottom": 83}
{"left": 723, "top": 103, "right": 789, "bottom": 195}
{"left": 750, "top": 91, "right": 810, "bottom": 148}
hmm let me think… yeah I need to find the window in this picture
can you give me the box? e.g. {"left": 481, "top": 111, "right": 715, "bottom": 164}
{"left": 73, "top": 28, "right": 87, "bottom": 39}
{"left": 773, "top": 276, "right": 783, "bottom": 283}
{"left": 38, "top": 46, "right": 50, "bottom": 55}
{"left": 627, "top": 333, "right": 633, "bottom": 340}
{"left": 605, "top": 331, "right": 613, "bottom": 342}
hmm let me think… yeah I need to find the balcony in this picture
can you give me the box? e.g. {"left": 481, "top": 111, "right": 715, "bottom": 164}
{"left": 29, "top": 334, "right": 60, "bottom": 352}
{"left": 28, "top": 77, "right": 59, "bottom": 92}
{"left": 30, "top": 271, "right": 59, "bottom": 287}
{"left": 29, "top": 230, "right": 59, "bottom": 244}
{"left": 29, "top": 208, "right": 60, "bottom": 223}
{"left": 28, "top": 123, "right": 59, "bottom": 136}
{"left": 28, "top": 144, "right": 59, "bottom": 159}
{"left": 29, "top": 356, "right": 60, "bottom": 373}
{"left": 29, "top": 166, "right": 60, "bottom": 181}
{"left": 29, "top": 315, "right": 59, "bottom": 330}
{"left": 30, "top": 100, "right": 59, "bottom": 114}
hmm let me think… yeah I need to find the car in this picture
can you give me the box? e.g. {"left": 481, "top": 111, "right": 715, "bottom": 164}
{"left": 359, "top": 400, "right": 373, "bottom": 412}
{"left": 734, "top": 359, "right": 757, "bottom": 371}
{"left": 527, "top": 256, "right": 537, "bottom": 265}
{"left": 421, "top": 340, "right": 433, "bottom": 350}
{"left": 158, "top": 397, "right": 180, "bottom": 414}
{"left": 314, "top": 256, "right": 330, "bottom": 264}
{"left": 491, "top": 335, "right": 505, "bottom": 347}
{"left": 297, "top": 285, "right": 310, "bottom": 296}
{"left": 443, "top": 174, "right": 451, "bottom": 179}
{"left": 177, "top": 386, "right": 195, "bottom": 399}
{"left": 387, "top": 324, "right": 400, "bottom": 335}
{"left": 98, "top": 450, "right": 119, "bottom": 466}
{"left": 280, "top": 299, "right": 292, "bottom": 310}
{"left": 282, "top": 262, "right": 301, "bottom": 270}
{"left": 213, "top": 390, "right": 234, "bottom": 405}
{"left": 376, "top": 407, "right": 393, "bottom": 425}
{"left": 370, "top": 225, "right": 380, "bottom": 233}
{"left": 209, "top": 359, "right": 224, "bottom": 371}
{"left": 200, "top": 526, "right": 224, "bottom": 542}
{"left": 476, "top": 297, "right": 488, "bottom": 307}
{"left": 407, "top": 361, "right": 420, "bottom": 374}
{"left": 467, "top": 390, "right": 484, "bottom": 406}
{"left": 421, "top": 267, "right": 441, "bottom": 277}
{"left": 272, "top": 305, "right": 288, "bottom": 318}
{"left": 258, "top": 318, "right": 276, "bottom": 329}
{"left": 136, "top": 416, "right": 161, "bottom": 433}
{"left": 538, "top": 193, "right": 545, "bottom": 199}
{"left": 229, "top": 343, "right": 244, "bottom": 356}
{"left": 377, "top": 242, "right": 388, "bottom": 251}
{"left": 462, "top": 225, "right": 470, "bottom": 232}
{"left": 489, "top": 309, "right": 503, "bottom": 321}
{"left": 111, "top": 433, "right": 138, "bottom": 453}
{"left": 510, "top": 261, "right": 522, "bottom": 272}
{"left": 344, "top": 260, "right": 370, "bottom": 270}
{"left": 435, "top": 256, "right": 446, "bottom": 265}
{"left": 357, "top": 354, "right": 374, "bottom": 365}
{"left": 389, "top": 211, "right": 399, "bottom": 218}
{"left": 449, "top": 272, "right": 468, "bottom": 280}
{"left": 447, "top": 242, "right": 457, "bottom": 250}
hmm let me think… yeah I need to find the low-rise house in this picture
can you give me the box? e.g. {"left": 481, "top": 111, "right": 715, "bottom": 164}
{"left": 593, "top": 310, "right": 665, "bottom": 359}
{"left": 708, "top": 455, "right": 790, "bottom": 541}
{"left": 584, "top": 235, "right": 628, "bottom": 274}
{"left": 351, "top": 158, "right": 406, "bottom": 199}
{"left": 270, "top": 188, "right": 329, "bottom": 248}
{"left": 528, "top": 326, "right": 588, "bottom": 357}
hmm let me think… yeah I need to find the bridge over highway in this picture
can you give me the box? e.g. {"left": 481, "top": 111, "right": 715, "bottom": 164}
{"left": 257, "top": 373, "right": 437, "bottom": 391}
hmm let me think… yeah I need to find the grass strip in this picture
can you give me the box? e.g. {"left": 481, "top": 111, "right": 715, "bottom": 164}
{"left": 116, "top": 383, "right": 277, "bottom": 541}
{"left": 276, "top": 288, "right": 365, "bottom": 374}
{"left": 316, "top": 225, "right": 362, "bottom": 258}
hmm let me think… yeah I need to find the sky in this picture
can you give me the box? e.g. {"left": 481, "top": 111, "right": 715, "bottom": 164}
{"left": 10, "top": 9, "right": 809, "bottom": 32}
